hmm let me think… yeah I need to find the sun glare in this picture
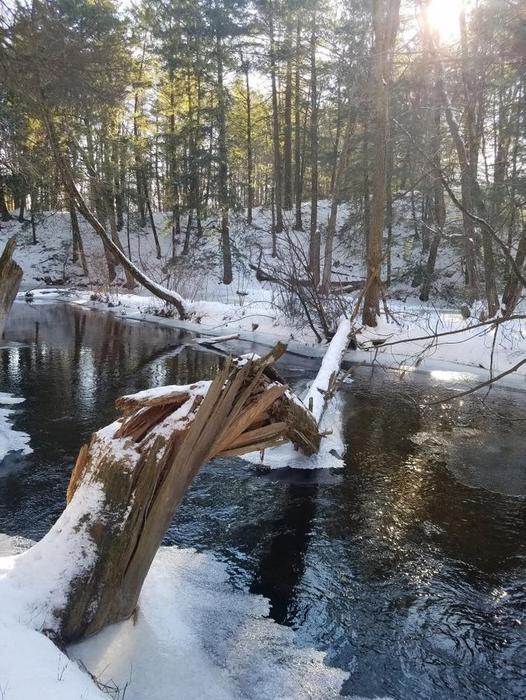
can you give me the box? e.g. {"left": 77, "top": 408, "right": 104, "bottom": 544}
{"left": 426, "top": 0, "right": 462, "bottom": 42}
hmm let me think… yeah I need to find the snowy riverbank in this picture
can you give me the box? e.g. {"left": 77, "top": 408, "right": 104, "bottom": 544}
{"left": 2, "top": 200, "right": 525, "bottom": 393}
{"left": 0, "top": 535, "right": 348, "bottom": 699}
{"left": 18, "top": 287, "right": 526, "bottom": 394}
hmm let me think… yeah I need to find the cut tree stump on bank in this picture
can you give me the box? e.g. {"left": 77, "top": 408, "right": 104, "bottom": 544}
{"left": 0, "top": 237, "right": 22, "bottom": 338}
{"left": 2, "top": 319, "right": 351, "bottom": 648}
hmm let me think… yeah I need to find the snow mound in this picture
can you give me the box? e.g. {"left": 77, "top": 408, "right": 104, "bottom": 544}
{"left": 0, "top": 620, "right": 105, "bottom": 700}
{"left": 0, "top": 392, "right": 32, "bottom": 463}
{"left": 71, "top": 546, "right": 348, "bottom": 700}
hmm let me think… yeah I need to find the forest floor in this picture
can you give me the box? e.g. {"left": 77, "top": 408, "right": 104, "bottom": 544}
{"left": 1, "top": 195, "right": 526, "bottom": 389}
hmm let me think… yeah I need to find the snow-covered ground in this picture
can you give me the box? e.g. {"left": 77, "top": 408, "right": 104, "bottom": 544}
{"left": 0, "top": 393, "right": 32, "bottom": 463}
{"left": 2, "top": 199, "right": 524, "bottom": 389}
{"left": 0, "top": 535, "right": 348, "bottom": 700}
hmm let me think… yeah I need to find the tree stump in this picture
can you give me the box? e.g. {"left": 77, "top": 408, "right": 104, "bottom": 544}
{"left": 36, "top": 343, "right": 322, "bottom": 644}
{"left": 0, "top": 237, "right": 23, "bottom": 338}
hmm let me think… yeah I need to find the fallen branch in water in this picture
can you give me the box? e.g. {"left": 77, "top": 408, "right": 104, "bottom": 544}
{"left": 193, "top": 333, "right": 240, "bottom": 348}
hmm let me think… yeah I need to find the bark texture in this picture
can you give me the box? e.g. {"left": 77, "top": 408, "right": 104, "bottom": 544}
{"left": 0, "top": 237, "right": 23, "bottom": 337}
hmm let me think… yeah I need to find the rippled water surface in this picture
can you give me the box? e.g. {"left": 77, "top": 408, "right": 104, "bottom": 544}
{"left": 1, "top": 301, "right": 526, "bottom": 699}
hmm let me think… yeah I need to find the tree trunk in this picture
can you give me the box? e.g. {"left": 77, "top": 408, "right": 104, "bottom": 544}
{"left": 420, "top": 17, "right": 446, "bottom": 302}
{"left": 283, "top": 23, "right": 293, "bottom": 211}
{"left": 169, "top": 76, "right": 181, "bottom": 258}
{"left": 68, "top": 194, "right": 89, "bottom": 276}
{"left": 0, "top": 180, "right": 12, "bottom": 221}
{"left": 133, "top": 90, "right": 147, "bottom": 229}
{"left": 0, "top": 238, "right": 23, "bottom": 338}
{"left": 146, "top": 196, "right": 162, "bottom": 259}
{"left": 294, "top": 17, "right": 304, "bottom": 231}
{"left": 321, "top": 108, "right": 354, "bottom": 293}
{"left": 25, "top": 344, "right": 321, "bottom": 645}
{"left": 18, "top": 187, "right": 26, "bottom": 223}
{"left": 420, "top": 102, "right": 446, "bottom": 302}
{"left": 216, "top": 32, "right": 233, "bottom": 284}
{"left": 103, "top": 131, "right": 137, "bottom": 289}
{"left": 460, "top": 5, "right": 497, "bottom": 316}
{"left": 269, "top": 0, "right": 283, "bottom": 237}
{"left": 243, "top": 59, "right": 254, "bottom": 225}
{"left": 362, "top": 0, "right": 400, "bottom": 327}
{"left": 113, "top": 138, "right": 125, "bottom": 231}
{"left": 308, "top": 7, "right": 320, "bottom": 286}
{"left": 30, "top": 189, "right": 38, "bottom": 245}
{"left": 385, "top": 116, "right": 394, "bottom": 286}
{"left": 502, "top": 222, "right": 526, "bottom": 316}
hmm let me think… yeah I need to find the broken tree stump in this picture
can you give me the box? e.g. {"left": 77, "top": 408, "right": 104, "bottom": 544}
{"left": 0, "top": 237, "right": 22, "bottom": 338}
{"left": 23, "top": 343, "right": 321, "bottom": 644}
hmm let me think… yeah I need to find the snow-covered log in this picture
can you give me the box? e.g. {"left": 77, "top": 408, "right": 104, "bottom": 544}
{"left": 303, "top": 316, "right": 352, "bottom": 424}
{"left": 0, "top": 237, "right": 22, "bottom": 338}
{"left": 4, "top": 343, "right": 320, "bottom": 645}
{"left": 244, "top": 315, "right": 353, "bottom": 470}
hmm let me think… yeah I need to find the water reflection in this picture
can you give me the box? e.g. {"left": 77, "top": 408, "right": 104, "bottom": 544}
{"left": 0, "top": 302, "right": 222, "bottom": 538}
{"left": 250, "top": 482, "right": 318, "bottom": 625}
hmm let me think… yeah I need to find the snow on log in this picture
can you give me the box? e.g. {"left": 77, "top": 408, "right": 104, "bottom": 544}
{"left": 0, "top": 237, "right": 23, "bottom": 338}
{"left": 194, "top": 333, "right": 240, "bottom": 347}
{"left": 1, "top": 343, "right": 321, "bottom": 645}
{"left": 303, "top": 316, "right": 352, "bottom": 424}
{"left": 243, "top": 315, "right": 353, "bottom": 470}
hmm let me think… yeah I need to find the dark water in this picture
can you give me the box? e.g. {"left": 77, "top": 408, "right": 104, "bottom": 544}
{"left": 1, "top": 302, "right": 526, "bottom": 700}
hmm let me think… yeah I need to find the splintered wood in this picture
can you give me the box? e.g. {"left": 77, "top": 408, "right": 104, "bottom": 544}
{"left": 59, "top": 342, "right": 321, "bottom": 644}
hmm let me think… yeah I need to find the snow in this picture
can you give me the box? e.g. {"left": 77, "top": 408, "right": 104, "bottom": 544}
{"left": 0, "top": 479, "right": 104, "bottom": 634}
{"left": 0, "top": 620, "right": 105, "bottom": 700}
{"left": 3, "top": 199, "right": 526, "bottom": 391}
{"left": 0, "top": 393, "right": 32, "bottom": 463}
{"left": 71, "top": 545, "right": 348, "bottom": 700}
{"left": 303, "top": 316, "right": 352, "bottom": 423}
{"left": 121, "top": 379, "right": 211, "bottom": 403}
{"left": 357, "top": 303, "right": 526, "bottom": 386}
{"left": 0, "top": 480, "right": 107, "bottom": 699}
{"left": 0, "top": 536, "right": 348, "bottom": 700}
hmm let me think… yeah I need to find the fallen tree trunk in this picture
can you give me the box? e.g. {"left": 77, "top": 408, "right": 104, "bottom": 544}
{"left": 249, "top": 262, "right": 365, "bottom": 292}
{"left": 8, "top": 343, "right": 321, "bottom": 645}
{"left": 0, "top": 237, "right": 23, "bottom": 338}
{"left": 303, "top": 316, "right": 352, "bottom": 423}
{"left": 243, "top": 315, "right": 353, "bottom": 469}
{"left": 40, "top": 106, "right": 188, "bottom": 319}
